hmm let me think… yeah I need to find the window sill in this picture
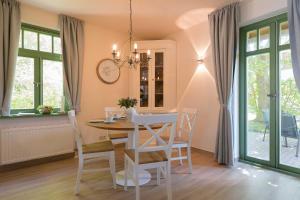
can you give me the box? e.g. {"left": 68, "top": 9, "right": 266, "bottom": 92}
{"left": 0, "top": 112, "right": 67, "bottom": 119}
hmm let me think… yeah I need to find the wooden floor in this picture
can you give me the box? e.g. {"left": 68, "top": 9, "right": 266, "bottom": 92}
{"left": 1, "top": 146, "right": 300, "bottom": 200}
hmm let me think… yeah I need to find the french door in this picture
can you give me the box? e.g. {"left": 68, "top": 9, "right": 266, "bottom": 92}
{"left": 240, "top": 14, "right": 300, "bottom": 174}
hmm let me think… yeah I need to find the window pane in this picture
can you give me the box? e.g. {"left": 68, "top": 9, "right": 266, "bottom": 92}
{"left": 280, "top": 21, "right": 290, "bottom": 45}
{"left": 19, "top": 30, "right": 22, "bottom": 48}
{"left": 11, "top": 57, "right": 35, "bottom": 110}
{"left": 53, "top": 37, "right": 62, "bottom": 54}
{"left": 279, "top": 49, "right": 300, "bottom": 168}
{"left": 24, "top": 30, "right": 38, "bottom": 50}
{"left": 259, "top": 26, "right": 270, "bottom": 49}
{"left": 246, "top": 53, "right": 270, "bottom": 161}
{"left": 39, "top": 34, "right": 52, "bottom": 52}
{"left": 247, "top": 30, "right": 257, "bottom": 52}
{"left": 42, "top": 60, "right": 63, "bottom": 108}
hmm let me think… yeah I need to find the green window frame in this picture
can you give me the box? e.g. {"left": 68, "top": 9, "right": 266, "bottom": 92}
{"left": 239, "top": 13, "right": 300, "bottom": 175}
{"left": 11, "top": 23, "right": 63, "bottom": 114}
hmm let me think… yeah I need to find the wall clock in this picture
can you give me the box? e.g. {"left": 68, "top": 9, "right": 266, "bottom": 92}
{"left": 96, "top": 59, "right": 120, "bottom": 84}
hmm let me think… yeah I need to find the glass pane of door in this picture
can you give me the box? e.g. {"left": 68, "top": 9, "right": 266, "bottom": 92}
{"left": 279, "top": 49, "right": 300, "bottom": 168}
{"left": 140, "top": 53, "right": 149, "bottom": 107}
{"left": 155, "top": 52, "right": 164, "bottom": 107}
{"left": 246, "top": 53, "right": 271, "bottom": 161}
{"left": 42, "top": 60, "right": 63, "bottom": 108}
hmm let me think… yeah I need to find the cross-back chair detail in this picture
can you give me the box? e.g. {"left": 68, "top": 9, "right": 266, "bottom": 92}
{"left": 162, "top": 108, "right": 198, "bottom": 174}
{"left": 68, "top": 110, "right": 116, "bottom": 194}
{"left": 124, "top": 113, "right": 178, "bottom": 200}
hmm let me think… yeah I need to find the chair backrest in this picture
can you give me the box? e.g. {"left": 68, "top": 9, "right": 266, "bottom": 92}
{"left": 68, "top": 110, "right": 83, "bottom": 155}
{"left": 178, "top": 108, "right": 198, "bottom": 145}
{"left": 281, "top": 113, "right": 299, "bottom": 139}
{"left": 131, "top": 113, "right": 178, "bottom": 163}
{"left": 104, "top": 107, "right": 124, "bottom": 118}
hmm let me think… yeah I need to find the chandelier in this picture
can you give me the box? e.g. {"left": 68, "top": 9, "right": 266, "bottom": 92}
{"left": 112, "top": 0, "right": 151, "bottom": 68}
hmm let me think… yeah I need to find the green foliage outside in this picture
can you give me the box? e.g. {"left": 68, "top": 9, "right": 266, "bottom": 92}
{"left": 247, "top": 50, "right": 300, "bottom": 132}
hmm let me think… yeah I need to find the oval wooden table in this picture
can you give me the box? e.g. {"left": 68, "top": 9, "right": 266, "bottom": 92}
{"left": 87, "top": 119, "right": 163, "bottom": 187}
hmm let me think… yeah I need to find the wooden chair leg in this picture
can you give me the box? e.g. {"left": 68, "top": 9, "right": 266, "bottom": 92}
{"left": 109, "top": 151, "right": 116, "bottom": 189}
{"left": 157, "top": 167, "right": 161, "bottom": 185}
{"left": 178, "top": 147, "right": 183, "bottom": 165}
{"left": 166, "top": 161, "right": 172, "bottom": 200}
{"left": 75, "top": 158, "right": 84, "bottom": 195}
{"left": 124, "top": 157, "right": 128, "bottom": 191}
{"left": 263, "top": 127, "right": 267, "bottom": 141}
{"left": 285, "top": 137, "right": 288, "bottom": 147}
{"left": 187, "top": 147, "right": 192, "bottom": 174}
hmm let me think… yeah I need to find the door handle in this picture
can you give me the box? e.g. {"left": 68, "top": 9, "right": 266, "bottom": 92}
{"left": 267, "top": 93, "right": 277, "bottom": 98}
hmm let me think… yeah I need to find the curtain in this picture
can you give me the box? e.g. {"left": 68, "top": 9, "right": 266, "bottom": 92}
{"left": 0, "top": 0, "right": 20, "bottom": 116}
{"left": 59, "top": 15, "right": 84, "bottom": 112}
{"left": 288, "top": 0, "right": 300, "bottom": 91}
{"left": 208, "top": 2, "right": 240, "bottom": 166}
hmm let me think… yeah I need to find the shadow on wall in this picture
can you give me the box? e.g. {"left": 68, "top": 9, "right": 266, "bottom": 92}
{"left": 166, "top": 9, "right": 220, "bottom": 152}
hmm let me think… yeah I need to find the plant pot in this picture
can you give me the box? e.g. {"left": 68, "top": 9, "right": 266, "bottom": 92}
{"left": 126, "top": 107, "right": 137, "bottom": 121}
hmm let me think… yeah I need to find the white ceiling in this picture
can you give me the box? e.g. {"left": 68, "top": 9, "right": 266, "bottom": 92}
{"left": 19, "top": 0, "right": 233, "bottom": 39}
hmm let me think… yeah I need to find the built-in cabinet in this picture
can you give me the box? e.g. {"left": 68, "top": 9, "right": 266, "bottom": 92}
{"left": 129, "top": 40, "right": 177, "bottom": 112}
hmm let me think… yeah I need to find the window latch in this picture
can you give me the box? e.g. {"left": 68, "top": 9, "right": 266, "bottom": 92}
{"left": 33, "top": 82, "right": 41, "bottom": 87}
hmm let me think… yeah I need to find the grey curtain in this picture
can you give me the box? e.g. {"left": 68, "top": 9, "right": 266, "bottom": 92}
{"left": 208, "top": 2, "right": 240, "bottom": 166}
{"left": 59, "top": 15, "right": 84, "bottom": 112}
{"left": 0, "top": 0, "right": 21, "bottom": 116}
{"left": 288, "top": 0, "right": 300, "bottom": 91}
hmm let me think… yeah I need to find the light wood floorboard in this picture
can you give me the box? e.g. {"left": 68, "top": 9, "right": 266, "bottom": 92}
{"left": 1, "top": 146, "right": 300, "bottom": 200}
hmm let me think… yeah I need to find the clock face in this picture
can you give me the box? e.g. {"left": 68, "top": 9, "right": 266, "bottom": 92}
{"left": 96, "top": 59, "right": 120, "bottom": 84}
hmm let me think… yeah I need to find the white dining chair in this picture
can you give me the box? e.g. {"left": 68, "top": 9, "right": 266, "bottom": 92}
{"left": 124, "top": 113, "right": 178, "bottom": 200}
{"left": 104, "top": 107, "right": 129, "bottom": 146}
{"left": 68, "top": 110, "right": 116, "bottom": 194}
{"left": 161, "top": 108, "right": 198, "bottom": 174}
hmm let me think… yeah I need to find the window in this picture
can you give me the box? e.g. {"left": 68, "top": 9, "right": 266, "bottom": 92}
{"left": 240, "top": 14, "right": 300, "bottom": 174}
{"left": 11, "top": 24, "right": 63, "bottom": 114}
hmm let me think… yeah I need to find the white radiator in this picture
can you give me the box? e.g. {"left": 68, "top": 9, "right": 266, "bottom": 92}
{"left": 0, "top": 124, "right": 74, "bottom": 165}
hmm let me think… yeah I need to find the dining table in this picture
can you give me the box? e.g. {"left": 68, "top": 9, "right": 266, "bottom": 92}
{"left": 87, "top": 118, "right": 164, "bottom": 187}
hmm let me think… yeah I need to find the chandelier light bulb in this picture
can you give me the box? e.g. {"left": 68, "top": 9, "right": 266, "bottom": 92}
{"left": 112, "top": 44, "right": 117, "bottom": 52}
{"left": 134, "top": 43, "right": 138, "bottom": 50}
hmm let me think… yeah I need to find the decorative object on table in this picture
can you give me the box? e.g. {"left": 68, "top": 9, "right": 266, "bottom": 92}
{"left": 37, "top": 105, "right": 54, "bottom": 114}
{"left": 117, "top": 97, "right": 138, "bottom": 120}
{"left": 96, "top": 58, "right": 120, "bottom": 84}
{"left": 111, "top": 0, "right": 151, "bottom": 69}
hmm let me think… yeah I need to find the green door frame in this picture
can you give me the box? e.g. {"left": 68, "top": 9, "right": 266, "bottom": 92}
{"left": 239, "top": 13, "right": 300, "bottom": 175}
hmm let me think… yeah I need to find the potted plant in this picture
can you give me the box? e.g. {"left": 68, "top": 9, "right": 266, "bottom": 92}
{"left": 118, "top": 97, "right": 138, "bottom": 120}
{"left": 37, "top": 105, "right": 54, "bottom": 115}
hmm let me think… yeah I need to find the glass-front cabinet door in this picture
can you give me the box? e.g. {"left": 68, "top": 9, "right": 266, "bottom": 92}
{"left": 154, "top": 52, "right": 164, "bottom": 108}
{"left": 138, "top": 50, "right": 165, "bottom": 110}
{"left": 139, "top": 52, "right": 149, "bottom": 108}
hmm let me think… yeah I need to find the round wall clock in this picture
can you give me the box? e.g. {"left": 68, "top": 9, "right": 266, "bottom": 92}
{"left": 96, "top": 59, "right": 120, "bottom": 84}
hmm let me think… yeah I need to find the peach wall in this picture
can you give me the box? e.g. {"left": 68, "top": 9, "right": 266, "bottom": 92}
{"left": 0, "top": 4, "right": 129, "bottom": 144}
{"left": 165, "top": 21, "right": 219, "bottom": 152}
